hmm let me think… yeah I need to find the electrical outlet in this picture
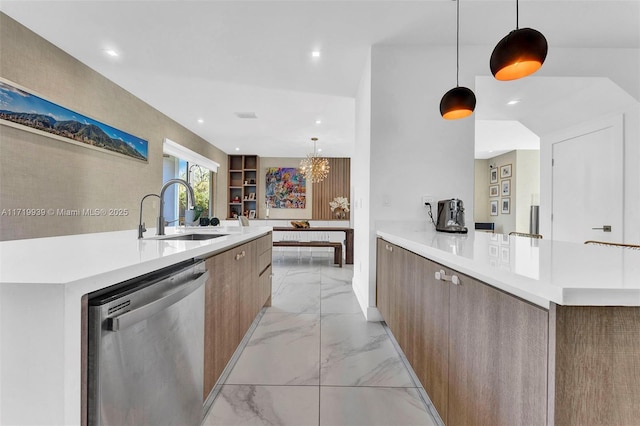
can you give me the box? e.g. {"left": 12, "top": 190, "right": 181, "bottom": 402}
{"left": 422, "top": 195, "right": 434, "bottom": 206}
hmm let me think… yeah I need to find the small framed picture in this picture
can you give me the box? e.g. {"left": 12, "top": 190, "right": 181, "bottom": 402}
{"left": 489, "top": 185, "right": 499, "bottom": 197}
{"left": 490, "top": 200, "right": 498, "bottom": 216}
{"left": 249, "top": 209, "right": 256, "bottom": 219}
{"left": 489, "top": 245, "right": 499, "bottom": 257}
{"left": 500, "top": 164, "right": 512, "bottom": 178}
{"left": 501, "top": 197, "right": 511, "bottom": 214}
{"left": 248, "top": 192, "right": 255, "bottom": 200}
{"left": 490, "top": 168, "right": 498, "bottom": 184}
{"left": 501, "top": 179, "right": 511, "bottom": 196}
{"left": 501, "top": 246, "right": 510, "bottom": 263}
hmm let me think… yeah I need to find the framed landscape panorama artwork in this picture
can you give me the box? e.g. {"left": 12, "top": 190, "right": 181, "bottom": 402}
{"left": 0, "top": 78, "right": 148, "bottom": 162}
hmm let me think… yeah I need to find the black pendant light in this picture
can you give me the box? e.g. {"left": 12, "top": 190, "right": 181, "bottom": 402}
{"left": 490, "top": 0, "right": 548, "bottom": 81}
{"left": 440, "top": 0, "right": 476, "bottom": 120}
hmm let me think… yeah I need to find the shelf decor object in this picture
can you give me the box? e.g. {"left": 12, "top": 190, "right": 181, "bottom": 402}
{"left": 490, "top": 167, "right": 498, "bottom": 184}
{"left": 299, "top": 137, "right": 330, "bottom": 183}
{"left": 439, "top": 0, "right": 476, "bottom": 120}
{"left": 500, "top": 163, "right": 512, "bottom": 178}
{"left": 490, "top": 0, "right": 548, "bottom": 81}
{"left": 490, "top": 200, "right": 499, "bottom": 216}
{"left": 227, "top": 155, "right": 259, "bottom": 219}
{"left": 329, "top": 196, "right": 350, "bottom": 219}
{"left": 501, "top": 197, "right": 511, "bottom": 214}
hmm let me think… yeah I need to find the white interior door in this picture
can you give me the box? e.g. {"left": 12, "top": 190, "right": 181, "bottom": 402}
{"left": 551, "top": 119, "right": 623, "bottom": 243}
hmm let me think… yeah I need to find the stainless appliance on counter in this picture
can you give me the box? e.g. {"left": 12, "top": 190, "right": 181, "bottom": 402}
{"left": 88, "top": 259, "right": 208, "bottom": 426}
{"left": 436, "top": 198, "right": 468, "bottom": 234}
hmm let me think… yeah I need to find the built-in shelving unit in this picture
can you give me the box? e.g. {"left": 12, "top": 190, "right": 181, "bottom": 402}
{"left": 228, "top": 155, "right": 259, "bottom": 219}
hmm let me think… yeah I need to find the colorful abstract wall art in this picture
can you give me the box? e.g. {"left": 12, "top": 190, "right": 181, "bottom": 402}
{"left": 265, "top": 167, "right": 306, "bottom": 208}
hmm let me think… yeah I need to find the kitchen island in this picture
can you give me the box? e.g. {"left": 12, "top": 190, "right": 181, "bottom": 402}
{"left": 0, "top": 226, "right": 272, "bottom": 426}
{"left": 376, "top": 221, "right": 639, "bottom": 426}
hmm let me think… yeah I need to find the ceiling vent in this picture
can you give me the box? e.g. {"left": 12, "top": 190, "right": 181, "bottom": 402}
{"left": 235, "top": 112, "right": 258, "bottom": 119}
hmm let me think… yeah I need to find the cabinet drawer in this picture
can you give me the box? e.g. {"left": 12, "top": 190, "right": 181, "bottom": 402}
{"left": 259, "top": 265, "right": 272, "bottom": 307}
{"left": 257, "top": 233, "right": 272, "bottom": 254}
{"left": 258, "top": 250, "right": 271, "bottom": 274}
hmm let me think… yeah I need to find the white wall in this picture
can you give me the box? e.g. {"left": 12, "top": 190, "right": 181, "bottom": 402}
{"left": 353, "top": 45, "right": 476, "bottom": 319}
{"left": 352, "top": 49, "right": 373, "bottom": 317}
{"left": 353, "top": 45, "right": 640, "bottom": 319}
{"left": 540, "top": 107, "right": 640, "bottom": 243}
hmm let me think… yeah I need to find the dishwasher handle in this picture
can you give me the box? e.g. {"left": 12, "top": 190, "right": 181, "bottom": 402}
{"left": 107, "top": 270, "right": 209, "bottom": 331}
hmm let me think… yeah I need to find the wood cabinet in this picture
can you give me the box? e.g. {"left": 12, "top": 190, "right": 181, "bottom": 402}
{"left": 228, "top": 155, "right": 259, "bottom": 219}
{"left": 203, "top": 233, "right": 272, "bottom": 400}
{"left": 552, "top": 305, "right": 640, "bottom": 426}
{"left": 377, "top": 239, "right": 450, "bottom": 420}
{"left": 376, "top": 238, "right": 548, "bottom": 425}
{"left": 447, "top": 268, "right": 548, "bottom": 426}
{"left": 377, "top": 237, "right": 640, "bottom": 425}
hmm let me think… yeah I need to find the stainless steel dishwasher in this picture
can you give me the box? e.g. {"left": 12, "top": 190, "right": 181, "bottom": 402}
{"left": 88, "top": 259, "right": 208, "bottom": 426}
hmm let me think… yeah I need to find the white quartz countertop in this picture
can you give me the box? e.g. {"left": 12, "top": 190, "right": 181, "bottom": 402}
{"left": 0, "top": 226, "right": 271, "bottom": 290}
{"left": 376, "top": 221, "right": 640, "bottom": 308}
{"left": 0, "top": 225, "right": 273, "bottom": 426}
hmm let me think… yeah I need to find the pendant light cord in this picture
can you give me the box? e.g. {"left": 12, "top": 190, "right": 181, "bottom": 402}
{"left": 456, "top": 0, "right": 460, "bottom": 87}
{"left": 516, "top": 0, "right": 519, "bottom": 29}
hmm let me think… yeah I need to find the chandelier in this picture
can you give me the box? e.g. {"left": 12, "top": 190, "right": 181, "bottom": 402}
{"left": 299, "top": 137, "right": 330, "bottom": 183}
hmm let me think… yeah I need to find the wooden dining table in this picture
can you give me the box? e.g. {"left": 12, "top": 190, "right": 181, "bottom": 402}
{"left": 272, "top": 226, "right": 354, "bottom": 264}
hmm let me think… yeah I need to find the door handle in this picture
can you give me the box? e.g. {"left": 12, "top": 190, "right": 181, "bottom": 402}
{"left": 435, "top": 269, "right": 460, "bottom": 285}
{"left": 592, "top": 225, "right": 612, "bottom": 232}
{"left": 107, "top": 271, "right": 209, "bottom": 331}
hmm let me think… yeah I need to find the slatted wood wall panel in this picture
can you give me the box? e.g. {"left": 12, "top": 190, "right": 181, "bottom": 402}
{"left": 312, "top": 158, "right": 351, "bottom": 220}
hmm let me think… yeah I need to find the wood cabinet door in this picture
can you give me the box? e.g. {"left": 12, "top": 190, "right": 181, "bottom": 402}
{"left": 391, "top": 245, "right": 417, "bottom": 360}
{"left": 235, "top": 242, "right": 256, "bottom": 341}
{"left": 259, "top": 265, "right": 272, "bottom": 308}
{"left": 448, "top": 272, "right": 548, "bottom": 426}
{"left": 376, "top": 239, "right": 393, "bottom": 324}
{"left": 203, "top": 247, "right": 240, "bottom": 400}
{"left": 412, "top": 256, "right": 450, "bottom": 422}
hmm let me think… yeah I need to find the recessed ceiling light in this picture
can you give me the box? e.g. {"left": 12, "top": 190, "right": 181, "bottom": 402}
{"left": 104, "top": 49, "right": 119, "bottom": 57}
{"left": 317, "top": 148, "right": 322, "bottom": 152}
{"left": 311, "top": 50, "right": 321, "bottom": 58}
{"left": 315, "top": 120, "right": 322, "bottom": 124}
{"left": 197, "top": 119, "right": 204, "bottom": 124}
{"left": 235, "top": 147, "right": 240, "bottom": 151}
{"left": 507, "top": 99, "right": 520, "bottom": 105}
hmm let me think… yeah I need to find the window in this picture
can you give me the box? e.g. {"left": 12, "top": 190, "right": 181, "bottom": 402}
{"left": 162, "top": 138, "right": 219, "bottom": 225}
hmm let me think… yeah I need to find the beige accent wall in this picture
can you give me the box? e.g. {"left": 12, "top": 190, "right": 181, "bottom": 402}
{"left": 474, "top": 150, "right": 540, "bottom": 235}
{"left": 0, "top": 13, "right": 227, "bottom": 241}
{"left": 474, "top": 159, "right": 490, "bottom": 223}
{"left": 515, "top": 150, "right": 540, "bottom": 233}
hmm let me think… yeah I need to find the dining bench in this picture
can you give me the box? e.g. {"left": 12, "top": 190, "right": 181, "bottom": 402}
{"left": 272, "top": 240, "right": 343, "bottom": 267}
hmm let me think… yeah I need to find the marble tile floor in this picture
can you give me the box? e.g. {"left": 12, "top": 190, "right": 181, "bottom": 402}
{"left": 202, "top": 252, "right": 443, "bottom": 426}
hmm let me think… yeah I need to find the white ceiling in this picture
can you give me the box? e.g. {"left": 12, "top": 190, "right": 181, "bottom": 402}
{"left": 474, "top": 75, "right": 639, "bottom": 158}
{"left": 2, "top": 1, "right": 639, "bottom": 159}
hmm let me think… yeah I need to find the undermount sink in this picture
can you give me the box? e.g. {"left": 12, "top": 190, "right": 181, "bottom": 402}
{"left": 158, "top": 233, "right": 228, "bottom": 241}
